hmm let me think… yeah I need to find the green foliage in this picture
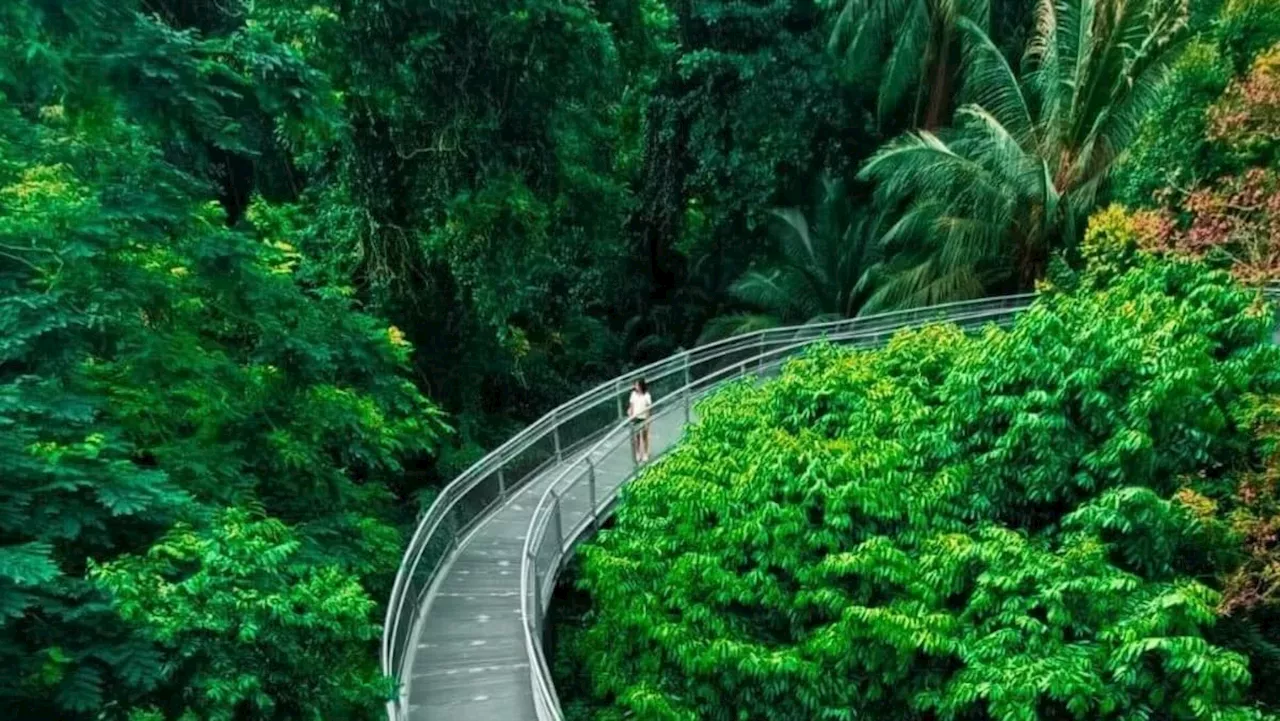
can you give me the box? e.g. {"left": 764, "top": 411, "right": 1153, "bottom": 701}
{"left": 91, "top": 507, "right": 386, "bottom": 721}
{"left": 826, "top": 0, "right": 990, "bottom": 129}
{"left": 701, "top": 178, "right": 884, "bottom": 340}
{"left": 861, "top": 0, "right": 1191, "bottom": 306}
{"left": 0, "top": 3, "right": 445, "bottom": 717}
{"left": 1113, "top": 0, "right": 1280, "bottom": 207}
{"left": 247, "top": 0, "right": 637, "bottom": 456}
{"left": 568, "top": 251, "right": 1280, "bottom": 720}
{"left": 1215, "top": 0, "right": 1280, "bottom": 73}
{"left": 27, "top": 0, "right": 1280, "bottom": 716}
{"left": 0, "top": 111, "right": 194, "bottom": 718}
{"left": 621, "top": 0, "right": 870, "bottom": 359}
{"left": 1111, "top": 39, "right": 1235, "bottom": 206}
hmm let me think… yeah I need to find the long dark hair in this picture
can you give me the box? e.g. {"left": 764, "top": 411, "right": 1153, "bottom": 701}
{"left": 634, "top": 377, "right": 648, "bottom": 394}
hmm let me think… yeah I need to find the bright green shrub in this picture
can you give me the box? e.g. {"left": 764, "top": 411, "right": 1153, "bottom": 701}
{"left": 90, "top": 508, "right": 386, "bottom": 721}
{"left": 0, "top": 8, "right": 447, "bottom": 716}
{"left": 570, "top": 252, "right": 1280, "bottom": 721}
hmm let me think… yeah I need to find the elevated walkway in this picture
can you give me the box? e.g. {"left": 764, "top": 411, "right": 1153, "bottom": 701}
{"left": 383, "top": 291, "right": 1277, "bottom": 720}
{"left": 404, "top": 407, "right": 686, "bottom": 719}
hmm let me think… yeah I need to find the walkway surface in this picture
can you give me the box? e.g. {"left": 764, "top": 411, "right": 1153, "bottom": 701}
{"left": 406, "top": 407, "right": 689, "bottom": 721}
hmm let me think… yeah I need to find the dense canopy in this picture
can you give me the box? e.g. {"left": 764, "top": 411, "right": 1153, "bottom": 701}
{"left": 3, "top": 0, "right": 1280, "bottom": 717}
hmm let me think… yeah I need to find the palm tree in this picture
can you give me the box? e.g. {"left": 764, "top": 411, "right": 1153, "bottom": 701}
{"left": 859, "top": 0, "right": 1189, "bottom": 308}
{"left": 699, "top": 178, "right": 883, "bottom": 341}
{"left": 827, "top": 0, "right": 990, "bottom": 129}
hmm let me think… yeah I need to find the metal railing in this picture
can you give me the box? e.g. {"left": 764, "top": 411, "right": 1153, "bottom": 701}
{"left": 517, "top": 294, "right": 1038, "bottom": 720}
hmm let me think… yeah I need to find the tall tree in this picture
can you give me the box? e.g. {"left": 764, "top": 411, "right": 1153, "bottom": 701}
{"left": 699, "top": 178, "right": 883, "bottom": 340}
{"left": 248, "top": 0, "right": 637, "bottom": 465}
{"left": 826, "top": 0, "right": 991, "bottom": 129}
{"left": 860, "top": 0, "right": 1189, "bottom": 308}
{"left": 0, "top": 3, "right": 446, "bottom": 717}
{"left": 623, "top": 0, "right": 870, "bottom": 357}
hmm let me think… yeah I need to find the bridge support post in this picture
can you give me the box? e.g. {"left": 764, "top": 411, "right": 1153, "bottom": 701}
{"left": 757, "top": 334, "right": 765, "bottom": 373}
{"left": 497, "top": 462, "right": 506, "bottom": 500}
{"left": 615, "top": 381, "right": 624, "bottom": 419}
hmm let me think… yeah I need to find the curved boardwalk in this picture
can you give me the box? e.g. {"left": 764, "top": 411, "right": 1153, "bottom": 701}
{"left": 393, "top": 291, "right": 1280, "bottom": 721}
{"left": 405, "top": 409, "right": 688, "bottom": 720}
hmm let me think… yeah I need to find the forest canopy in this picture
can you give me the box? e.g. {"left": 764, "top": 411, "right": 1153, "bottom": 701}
{"left": 3, "top": 0, "right": 1280, "bottom": 718}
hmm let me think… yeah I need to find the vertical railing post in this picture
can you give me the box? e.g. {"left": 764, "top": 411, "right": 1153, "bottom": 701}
{"left": 615, "top": 380, "right": 624, "bottom": 420}
{"left": 682, "top": 352, "right": 691, "bottom": 425}
{"left": 757, "top": 333, "right": 765, "bottom": 373}
{"left": 552, "top": 410, "right": 562, "bottom": 462}
{"left": 552, "top": 492, "right": 565, "bottom": 553}
{"left": 497, "top": 461, "right": 506, "bottom": 500}
{"left": 529, "top": 546, "right": 543, "bottom": 620}
{"left": 587, "top": 458, "right": 598, "bottom": 529}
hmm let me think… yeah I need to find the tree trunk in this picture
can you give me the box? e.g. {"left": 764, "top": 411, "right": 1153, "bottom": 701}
{"left": 922, "top": 24, "right": 954, "bottom": 130}
{"left": 626, "top": 94, "right": 690, "bottom": 306}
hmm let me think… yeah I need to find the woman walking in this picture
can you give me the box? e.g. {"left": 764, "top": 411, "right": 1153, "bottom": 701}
{"left": 628, "top": 378, "right": 653, "bottom": 463}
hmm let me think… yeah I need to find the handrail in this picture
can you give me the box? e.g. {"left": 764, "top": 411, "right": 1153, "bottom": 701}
{"left": 517, "top": 294, "right": 1037, "bottom": 720}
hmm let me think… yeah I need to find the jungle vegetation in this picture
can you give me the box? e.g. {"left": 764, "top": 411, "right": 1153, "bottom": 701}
{"left": 2, "top": 0, "right": 1280, "bottom": 718}
{"left": 555, "top": 236, "right": 1280, "bottom": 721}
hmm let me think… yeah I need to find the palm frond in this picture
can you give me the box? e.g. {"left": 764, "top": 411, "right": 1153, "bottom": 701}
{"left": 952, "top": 0, "right": 994, "bottom": 29}
{"left": 832, "top": 0, "right": 893, "bottom": 84}
{"left": 878, "top": 0, "right": 932, "bottom": 125}
{"left": 935, "top": 213, "right": 1009, "bottom": 270}
{"left": 860, "top": 130, "right": 1010, "bottom": 207}
{"left": 729, "top": 269, "right": 805, "bottom": 319}
{"left": 862, "top": 255, "right": 988, "bottom": 311}
{"left": 770, "top": 208, "right": 821, "bottom": 271}
{"left": 716, "top": 179, "right": 886, "bottom": 329}
{"left": 1024, "top": 0, "right": 1061, "bottom": 131}
{"left": 955, "top": 104, "right": 1036, "bottom": 181}
{"left": 957, "top": 17, "right": 1038, "bottom": 147}
{"left": 863, "top": 0, "right": 1185, "bottom": 303}
{"left": 1059, "top": 0, "right": 1097, "bottom": 146}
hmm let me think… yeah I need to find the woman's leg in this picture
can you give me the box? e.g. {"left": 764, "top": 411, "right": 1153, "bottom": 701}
{"left": 642, "top": 421, "right": 651, "bottom": 462}
{"left": 631, "top": 424, "right": 639, "bottom": 461}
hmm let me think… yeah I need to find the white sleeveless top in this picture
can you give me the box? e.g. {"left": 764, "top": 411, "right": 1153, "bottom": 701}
{"left": 628, "top": 390, "right": 652, "bottom": 419}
